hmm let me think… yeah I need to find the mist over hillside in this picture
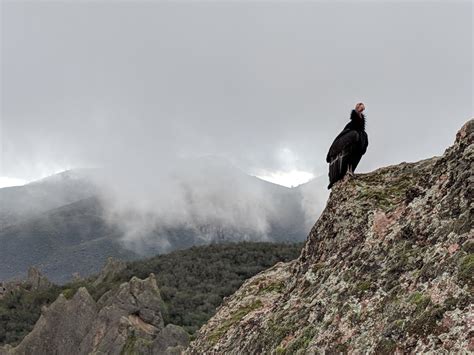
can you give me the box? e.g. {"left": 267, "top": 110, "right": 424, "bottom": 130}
{"left": 0, "top": 158, "right": 328, "bottom": 283}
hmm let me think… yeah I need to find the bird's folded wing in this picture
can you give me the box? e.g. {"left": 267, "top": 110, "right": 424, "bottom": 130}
{"left": 326, "top": 130, "right": 359, "bottom": 163}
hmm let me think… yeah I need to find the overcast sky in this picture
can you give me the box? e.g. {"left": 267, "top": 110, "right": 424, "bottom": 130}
{"left": 1, "top": 0, "right": 472, "bottom": 188}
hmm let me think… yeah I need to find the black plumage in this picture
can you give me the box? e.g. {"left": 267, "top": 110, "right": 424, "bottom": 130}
{"left": 326, "top": 109, "right": 368, "bottom": 189}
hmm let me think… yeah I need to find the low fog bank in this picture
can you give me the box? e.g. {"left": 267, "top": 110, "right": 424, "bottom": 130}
{"left": 82, "top": 157, "right": 328, "bottom": 254}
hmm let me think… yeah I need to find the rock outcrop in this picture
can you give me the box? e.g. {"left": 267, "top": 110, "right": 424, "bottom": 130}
{"left": 0, "top": 267, "right": 51, "bottom": 301}
{"left": 187, "top": 119, "right": 474, "bottom": 354}
{"left": 25, "top": 267, "right": 52, "bottom": 291}
{"left": 1, "top": 274, "right": 189, "bottom": 355}
{"left": 92, "top": 256, "right": 127, "bottom": 286}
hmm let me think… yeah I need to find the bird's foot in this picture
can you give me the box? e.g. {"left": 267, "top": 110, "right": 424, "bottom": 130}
{"left": 341, "top": 174, "right": 351, "bottom": 185}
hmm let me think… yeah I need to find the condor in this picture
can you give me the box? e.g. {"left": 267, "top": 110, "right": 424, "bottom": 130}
{"left": 326, "top": 103, "right": 369, "bottom": 189}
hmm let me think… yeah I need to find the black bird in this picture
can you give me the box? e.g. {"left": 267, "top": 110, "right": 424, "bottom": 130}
{"left": 326, "top": 103, "right": 369, "bottom": 189}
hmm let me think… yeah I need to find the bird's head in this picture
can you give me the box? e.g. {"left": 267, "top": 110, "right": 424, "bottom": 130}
{"left": 355, "top": 102, "right": 365, "bottom": 113}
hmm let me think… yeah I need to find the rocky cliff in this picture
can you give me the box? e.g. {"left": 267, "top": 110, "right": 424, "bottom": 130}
{"left": 188, "top": 119, "right": 474, "bottom": 354}
{"left": 1, "top": 274, "right": 189, "bottom": 354}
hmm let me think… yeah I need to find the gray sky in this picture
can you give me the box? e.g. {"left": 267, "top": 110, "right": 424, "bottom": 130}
{"left": 1, "top": 0, "right": 473, "bottom": 187}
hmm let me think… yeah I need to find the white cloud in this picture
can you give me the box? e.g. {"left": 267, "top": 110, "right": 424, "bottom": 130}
{"left": 0, "top": 177, "right": 27, "bottom": 188}
{"left": 256, "top": 170, "right": 314, "bottom": 188}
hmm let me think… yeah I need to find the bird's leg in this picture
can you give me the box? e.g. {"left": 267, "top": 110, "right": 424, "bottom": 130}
{"left": 347, "top": 165, "right": 355, "bottom": 177}
{"left": 342, "top": 166, "right": 354, "bottom": 184}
